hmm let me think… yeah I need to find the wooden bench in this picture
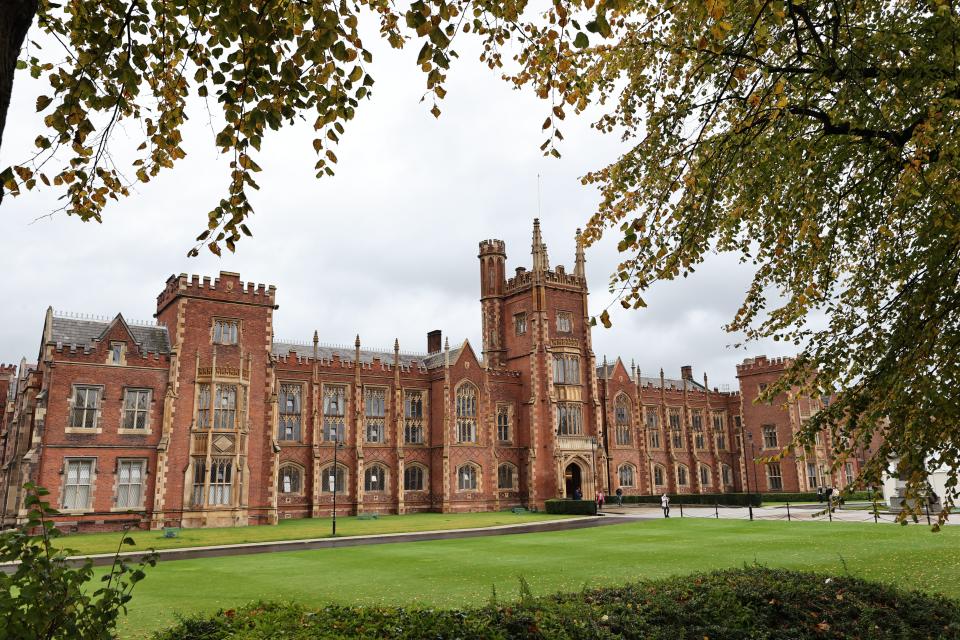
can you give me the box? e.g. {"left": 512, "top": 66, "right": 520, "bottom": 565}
{"left": 356, "top": 513, "right": 379, "bottom": 520}
{"left": 162, "top": 527, "right": 179, "bottom": 538}
{"left": 511, "top": 507, "right": 529, "bottom": 514}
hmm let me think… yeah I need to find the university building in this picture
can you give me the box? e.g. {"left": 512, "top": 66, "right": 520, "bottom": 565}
{"left": 0, "top": 220, "right": 867, "bottom": 531}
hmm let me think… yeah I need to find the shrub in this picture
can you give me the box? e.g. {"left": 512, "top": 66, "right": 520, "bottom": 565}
{"left": 154, "top": 567, "right": 960, "bottom": 639}
{"left": 0, "top": 484, "right": 156, "bottom": 639}
{"left": 544, "top": 499, "right": 597, "bottom": 515}
{"left": 619, "top": 493, "right": 761, "bottom": 506}
{"left": 760, "top": 490, "right": 875, "bottom": 503}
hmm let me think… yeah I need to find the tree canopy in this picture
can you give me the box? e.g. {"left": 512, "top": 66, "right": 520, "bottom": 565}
{"left": 1, "top": 0, "right": 958, "bottom": 522}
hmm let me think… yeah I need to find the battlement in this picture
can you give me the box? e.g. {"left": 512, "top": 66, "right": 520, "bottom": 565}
{"left": 478, "top": 239, "right": 506, "bottom": 256}
{"left": 0, "top": 364, "right": 17, "bottom": 375}
{"left": 156, "top": 271, "right": 277, "bottom": 313}
{"left": 504, "top": 265, "right": 585, "bottom": 294}
{"left": 736, "top": 354, "right": 793, "bottom": 374}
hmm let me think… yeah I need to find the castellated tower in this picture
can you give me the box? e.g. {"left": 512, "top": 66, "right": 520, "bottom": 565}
{"left": 478, "top": 219, "right": 604, "bottom": 506}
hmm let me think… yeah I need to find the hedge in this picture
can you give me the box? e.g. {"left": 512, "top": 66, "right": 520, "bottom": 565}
{"left": 761, "top": 490, "right": 876, "bottom": 502}
{"left": 154, "top": 567, "right": 960, "bottom": 639}
{"left": 617, "top": 492, "right": 761, "bottom": 506}
{"left": 544, "top": 499, "right": 597, "bottom": 515}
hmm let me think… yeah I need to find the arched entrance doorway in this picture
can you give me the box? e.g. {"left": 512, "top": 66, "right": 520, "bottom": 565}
{"left": 564, "top": 462, "right": 582, "bottom": 498}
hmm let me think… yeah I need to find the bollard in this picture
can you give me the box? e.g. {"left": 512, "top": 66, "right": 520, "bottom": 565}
{"left": 715, "top": 502, "right": 719, "bottom": 519}
{"left": 748, "top": 502, "right": 754, "bottom": 521}
{"left": 925, "top": 501, "right": 931, "bottom": 526}
{"left": 786, "top": 502, "right": 791, "bottom": 522}
{"left": 828, "top": 504, "right": 833, "bottom": 522}
{"left": 679, "top": 503, "right": 684, "bottom": 518}
{"left": 873, "top": 501, "right": 879, "bottom": 524}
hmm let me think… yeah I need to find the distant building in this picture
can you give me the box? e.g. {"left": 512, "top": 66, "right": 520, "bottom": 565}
{"left": 0, "top": 220, "right": 869, "bottom": 532}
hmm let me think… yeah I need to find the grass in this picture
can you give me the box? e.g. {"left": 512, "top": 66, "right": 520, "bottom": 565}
{"left": 112, "top": 518, "right": 960, "bottom": 638}
{"left": 56, "top": 511, "right": 573, "bottom": 556}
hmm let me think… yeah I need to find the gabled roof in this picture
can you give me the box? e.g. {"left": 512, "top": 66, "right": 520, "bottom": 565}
{"left": 50, "top": 312, "right": 171, "bottom": 354}
{"left": 271, "top": 341, "right": 429, "bottom": 367}
{"left": 595, "top": 363, "right": 707, "bottom": 392}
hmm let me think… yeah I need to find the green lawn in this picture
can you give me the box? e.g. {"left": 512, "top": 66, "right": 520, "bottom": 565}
{"left": 113, "top": 518, "right": 960, "bottom": 638}
{"left": 57, "top": 511, "right": 573, "bottom": 556}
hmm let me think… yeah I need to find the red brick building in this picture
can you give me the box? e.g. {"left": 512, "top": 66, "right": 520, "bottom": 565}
{"left": 0, "top": 220, "right": 867, "bottom": 531}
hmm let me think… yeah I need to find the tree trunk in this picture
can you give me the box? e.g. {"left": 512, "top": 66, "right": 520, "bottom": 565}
{"left": 0, "top": 1, "right": 39, "bottom": 204}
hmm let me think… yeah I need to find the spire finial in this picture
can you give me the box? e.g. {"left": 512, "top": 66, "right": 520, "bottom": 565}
{"left": 532, "top": 218, "right": 550, "bottom": 272}
{"left": 355, "top": 334, "right": 361, "bottom": 348}
{"left": 313, "top": 330, "right": 319, "bottom": 345}
{"left": 394, "top": 338, "right": 400, "bottom": 352}
{"left": 574, "top": 228, "right": 586, "bottom": 278}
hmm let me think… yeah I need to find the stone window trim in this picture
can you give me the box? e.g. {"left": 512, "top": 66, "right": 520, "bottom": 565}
{"left": 403, "top": 387, "right": 428, "bottom": 445}
{"left": 552, "top": 354, "right": 581, "bottom": 385}
{"left": 555, "top": 310, "right": 573, "bottom": 334}
{"left": 721, "top": 464, "right": 733, "bottom": 486}
{"left": 766, "top": 462, "right": 783, "bottom": 491}
{"left": 676, "top": 463, "right": 689, "bottom": 487}
{"left": 403, "top": 463, "right": 428, "bottom": 492}
{"left": 66, "top": 384, "right": 104, "bottom": 434}
{"left": 497, "top": 462, "right": 518, "bottom": 490}
{"left": 118, "top": 387, "right": 152, "bottom": 435}
{"left": 614, "top": 393, "right": 633, "bottom": 447}
{"left": 762, "top": 424, "right": 779, "bottom": 449}
{"left": 278, "top": 462, "right": 306, "bottom": 496}
{"left": 455, "top": 382, "right": 479, "bottom": 444}
{"left": 212, "top": 317, "right": 240, "bottom": 345}
{"left": 363, "top": 386, "right": 388, "bottom": 445}
{"left": 496, "top": 403, "right": 512, "bottom": 443}
{"left": 652, "top": 464, "right": 666, "bottom": 487}
{"left": 364, "top": 463, "right": 389, "bottom": 493}
{"left": 59, "top": 457, "right": 97, "bottom": 514}
{"left": 556, "top": 402, "right": 583, "bottom": 436}
{"left": 669, "top": 408, "right": 684, "bottom": 450}
{"left": 618, "top": 463, "right": 636, "bottom": 488}
{"left": 277, "top": 382, "right": 304, "bottom": 443}
{"left": 320, "top": 462, "right": 349, "bottom": 494}
{"left": 456, "top": 462, "right": 481, "bottom": 493}
{"left": 108, "top": 341, "right": 127, "bottom": 366}
{"left": 699, "top": 464, "right": 712, "bottom": 487}
{"left": 513, "top": 312, "right": 527, "bottom": 336}
{"left": 111, "top": 458, "right": 148, "bottom": 512}
{"left": 322, "top": 383, "right": 349, "bottom": 444}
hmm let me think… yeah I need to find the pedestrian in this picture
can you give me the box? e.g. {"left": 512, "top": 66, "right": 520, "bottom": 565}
{"left": 573, "top": 487, "right": 582, "bottom": 500}
{"left": 615, "top": 486, "right": 623, "bottom": 507}
{"left": 661, "top": 493, "right": 670, "bottom": 518}
{"left": 816, "top": 486, "right": 823, "bottom": 503}
{"left": 596, "top": 489, "right": 605, "bottom": 512}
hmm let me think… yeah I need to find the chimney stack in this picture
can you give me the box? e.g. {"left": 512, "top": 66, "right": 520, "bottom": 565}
{"left": 427, "top": 330, "right": 442, "bottom": 354}
{"left": 681, "top": 365, "right": 693, "bottom": 381}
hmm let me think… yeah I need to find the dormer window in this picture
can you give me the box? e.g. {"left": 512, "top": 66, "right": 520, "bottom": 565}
{"left": 110, "top": 342, "right": 124, "bottom": 364}
{"left": 214, "top": 319, "right": 239, "bottom": 345}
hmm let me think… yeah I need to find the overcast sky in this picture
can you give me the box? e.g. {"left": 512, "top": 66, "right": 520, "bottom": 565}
{"left": 0, "top": 22, "right": 796, "bottom": 387}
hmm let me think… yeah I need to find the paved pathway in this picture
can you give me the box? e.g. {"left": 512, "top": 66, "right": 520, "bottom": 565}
{"left": 0, "top": 515, "right": 621, "bottom": 572}
{"left": 600, "top": 503, "right": 953, "bottom": 525}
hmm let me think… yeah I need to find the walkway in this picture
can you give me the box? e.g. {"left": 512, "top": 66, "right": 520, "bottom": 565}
{"left": 0, "top": 515, "right": 619, "bottom": 572}
{"left": 601, "top": 502, "right": 954, "bottom": 525}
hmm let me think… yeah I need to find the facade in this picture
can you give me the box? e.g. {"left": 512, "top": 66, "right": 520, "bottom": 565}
{"left": 0, "top": 220, "right": 868, "bottom": 532}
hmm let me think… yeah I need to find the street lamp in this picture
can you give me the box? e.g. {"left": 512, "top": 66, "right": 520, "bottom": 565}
{"left": 743, "top": 430, "right": 756, "bottom": 521}
{"left": 331, "top": 439, "right": 344, "bottom": 536}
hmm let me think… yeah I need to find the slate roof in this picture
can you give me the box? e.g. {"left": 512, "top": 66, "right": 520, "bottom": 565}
{"left": 50, "top": 313, "right": 171, "bottom": 354}
{"left": 273, "top": 341, "right": 461, "bottom": 370}
{"left": 595, "top": 364, "right": 707, "bottom": 392}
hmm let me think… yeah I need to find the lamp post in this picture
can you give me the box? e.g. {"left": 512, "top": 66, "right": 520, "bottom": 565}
{"left": 590, "top": 435, "right": 598, "bottom": 500}
{"left": 743, "top": 430, "right": 755, "bottom": 521}
{"left": 331, "top": 439, "right": 344, "bottom": 536}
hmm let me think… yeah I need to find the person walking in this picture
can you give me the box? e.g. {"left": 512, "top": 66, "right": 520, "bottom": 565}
{"left": 661, "top": 493, "right": 670, "bottom": 518}
{"left": 615, "top": 486, "right": 623, "bottom": 508}
{"left": 596, "top": 489, "right": 605, "bottom": 512}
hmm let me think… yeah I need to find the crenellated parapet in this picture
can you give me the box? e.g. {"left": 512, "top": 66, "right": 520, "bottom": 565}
{"left": 736, "top": 355, "right": 793, "bottom": 374}
{"left": 156, "top": 270, "right": 277, "bottom": 314}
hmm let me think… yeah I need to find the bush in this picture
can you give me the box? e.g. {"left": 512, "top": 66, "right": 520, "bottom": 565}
{"left": 544, "top": 499, "right": 597, "bottom": 515}
{"left": 0, "top": 484, "right": 156, "bottom": 639}
{"left": 619, "top": 493, "right": 761, "bottom": 506}
{"left": 760, "top": 490, "right": 876, "bottom": 503}
{"left": 154, "top": 566, "right": 960, "bottom": 639}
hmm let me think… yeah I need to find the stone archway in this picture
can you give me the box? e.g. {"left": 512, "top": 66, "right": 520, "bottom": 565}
{"left": 564, "top": 461, "right": 583, "bottom": 498}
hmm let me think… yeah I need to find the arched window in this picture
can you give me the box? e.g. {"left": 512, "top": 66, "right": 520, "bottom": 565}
{"left": 556, "top": 403, "right": 583, "bottom": 435}
{"left": 699, "top": 464, "right": 711, "bottom": 487}
{"left": 456, "top": 383, "right": 478, "bottom": 443}
{"left": 364, "top": 464, "right": 387, "bottom": 492}
{"left": 618, "top": 464, "right": 635, "bottom": 488}
{"left": 497, "top": 463, "right": 517, "bottom": 490}
{"left": 278, "top": 464, "right": 303, "bottom": 494}
{"left": 320, "top": 464, "right": 346, "bottom": 493}
{"left": 457, "top": 464, "right": 478, "bottom": 491}
{"left": 677, "top": 464, "right": 689, "bottom": 487}
{"left": 653, "top": 465, "right": 665, "bottom": 487}
{"left": 721, "top": 464, "right": 732, "bottom": 486}
{"left": 404, "top": 464, "right": 426, "bottom": 491}
{"left": 614, "top": 394, "right": 632, "bottom": 445}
